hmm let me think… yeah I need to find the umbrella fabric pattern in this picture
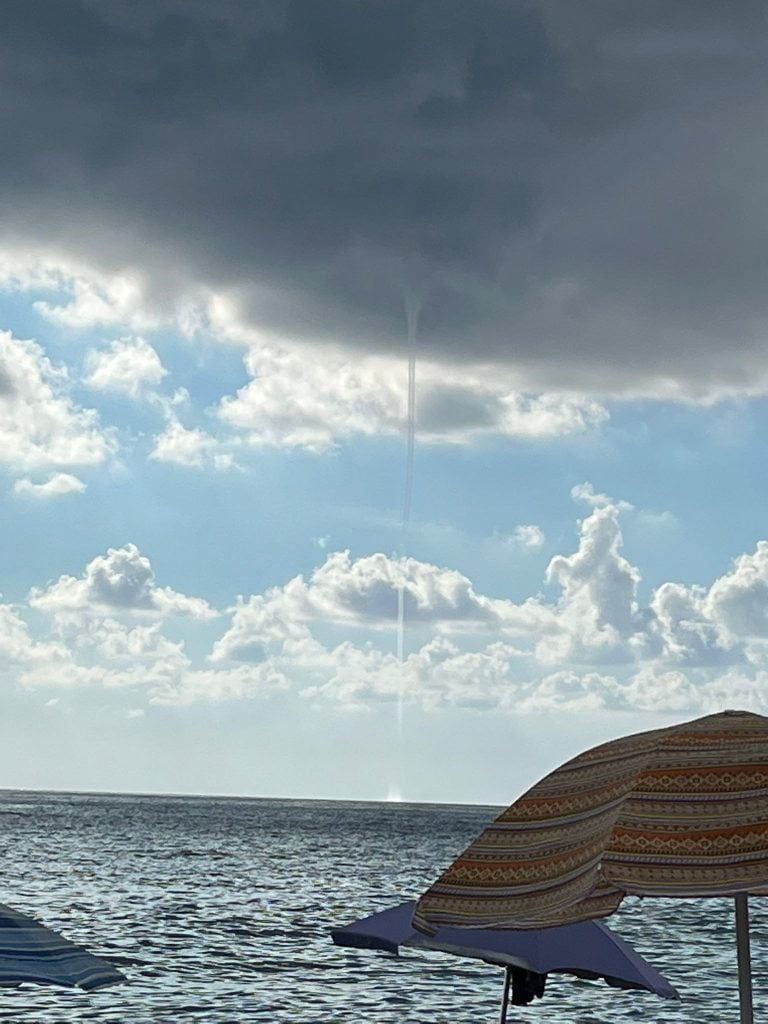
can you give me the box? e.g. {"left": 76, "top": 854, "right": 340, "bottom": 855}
{"left": 414, "top": 710, "right": 768, "bottom": 933}
{"left": 412, "top": 708, "right": 768, "bottom": 1022}
{"left": 0, "top": 903, "right": 125, "bottom": 990}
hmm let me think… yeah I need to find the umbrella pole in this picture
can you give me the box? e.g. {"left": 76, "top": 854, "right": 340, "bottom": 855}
{"left": 499, "top": 966, "right": 512, "bottom": 1024}
{"left": 735, "top": 894, "right": 754, "bottom": 1024}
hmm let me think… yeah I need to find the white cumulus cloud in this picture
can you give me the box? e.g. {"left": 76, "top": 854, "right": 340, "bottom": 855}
{"left": 13, "top": 473, "right": 86, "bottom": 500}
{"left": 0, "top": 247, "right": 165, "bottom": 333}
{"left": 217, "top": 338, "right": 607, "bottom": 452}
{"left": 212, "top": 550, "right": 555, "bottom": 666}
{"left": 0, "top": 249, "right": 609, "bottom": 453}
{"left": 706, "top": 543, "right": 768, "bottom": 639}
{"left": 0, "top": 604, "right": 70, "bottom": 669}
{"left": 149, "top": 413, "right": 233, "bottom": 470}
{"left": 0, "top": 330, "right": 112, "bottom": 470}
{"left": 83, "top": 336, "right": 167, "bottom": 399}
{"left": 543, "top": 504, "right": 646, "bottom": 661}
{"left": 11, "top": 488, "right": 768, "bottom": 717}
{"left": 512, "top": 524, "right": 546, "bottom": 549}
{"left": 571, "top": 482, "right": 635, "bottom": 512}
{"left": 29, "top": 544, "right": 216, "bottom": 625}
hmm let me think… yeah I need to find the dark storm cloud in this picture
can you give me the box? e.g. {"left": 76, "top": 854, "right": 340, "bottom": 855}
{"left": 3, "top": 0, "right": 768, "bottom": 394}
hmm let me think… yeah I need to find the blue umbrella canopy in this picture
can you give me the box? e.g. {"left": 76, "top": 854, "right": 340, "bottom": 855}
{"left": 0, "top": 903, "right": 125, "bottom": 991}
{"left": 332, "top": 900, "right": 678, "bottom": 1017}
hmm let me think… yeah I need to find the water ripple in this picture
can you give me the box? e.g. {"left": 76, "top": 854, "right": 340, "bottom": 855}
{"left": 0, "top": 791, "right": 764, "bottom": 1022}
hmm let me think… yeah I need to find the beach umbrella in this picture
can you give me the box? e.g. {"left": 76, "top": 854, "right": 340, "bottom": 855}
{"left": 0, "top": 902, "right": 125, "bottom": 990}
{"left": 332, "top": 899, "right": 678, "bottom": 1021}
{"left": 413, "top": 709, "right": 768, "bottom": 1023}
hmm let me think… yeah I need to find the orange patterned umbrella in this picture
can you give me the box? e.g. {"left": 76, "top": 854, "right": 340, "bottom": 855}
{"left": 413, "top": 709, "right": 768, "bottom": 1023}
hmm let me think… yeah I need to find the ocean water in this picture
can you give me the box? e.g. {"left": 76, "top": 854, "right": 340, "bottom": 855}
{"left": 0, "top": 790, "right": 765, "bottom": 1023}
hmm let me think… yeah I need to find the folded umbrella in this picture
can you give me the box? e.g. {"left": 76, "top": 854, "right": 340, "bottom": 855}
{"left": 332, "top": 900, "right": 677, "bottom": 1020}
{"left": 0, "top": 903, "right": 125, "bottom": 990}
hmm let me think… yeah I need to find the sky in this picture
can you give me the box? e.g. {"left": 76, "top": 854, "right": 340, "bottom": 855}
{"left": 4, "top": 0, "right": 768, "bottom": 804}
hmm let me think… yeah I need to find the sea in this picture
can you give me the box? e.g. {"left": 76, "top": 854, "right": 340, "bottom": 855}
{"left": 0, "top": 790, "right": 765, "bottom": 1023}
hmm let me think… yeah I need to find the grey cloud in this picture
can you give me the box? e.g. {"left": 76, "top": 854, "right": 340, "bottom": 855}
{"left": 0, "top": 365, "right": 14, "bottom": 396}
{"left": 87, "top": 546, "right": 157, "bottom": 610}
{"left": 29, "top": 543, "right": 216, "bottom": 621}
{"left": 3, "top": 2, "right": 768, "bottom": 393}
{"left": 417, "top": 388, "right": 498, "bottom": 433}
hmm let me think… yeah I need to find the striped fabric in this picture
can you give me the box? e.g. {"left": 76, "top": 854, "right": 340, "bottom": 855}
{"left": 0, "top": 903, "right": 125, "bottom": 990}
{"left": 413, "top": 710, "right": 768, "bottom": 934}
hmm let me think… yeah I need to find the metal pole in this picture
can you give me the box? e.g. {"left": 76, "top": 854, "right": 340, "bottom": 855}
{"left": 499, "top": 966, "right": 512, "bottom": 1024}
{"left": 735, "top": 893, "right": 754, "bottom": 1024}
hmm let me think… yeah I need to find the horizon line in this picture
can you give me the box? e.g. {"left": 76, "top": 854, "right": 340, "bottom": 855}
{"left": 0, "top": 784, "right": 503, "bottom": 809}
